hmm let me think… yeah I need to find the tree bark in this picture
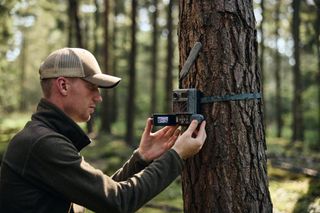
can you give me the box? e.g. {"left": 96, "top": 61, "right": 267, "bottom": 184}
{"left": 19, "top": 36, "right": 27, "bottom": 111}
{"left": 178, "top": 1, "right": 272, "bottom": 212}
{"left": 291, "top": 0, "right": 304, "bottom": 142}
{"left": 68, "top": 0, "right": 83, "bottom": 48}
{"left": 100, "top": 0, "right": 113, "bottom": 133}
{"left": 164, "top": 0, "right": 174, "bottom": 113}
{"left": 274, "top": 0, "right": 283, "bottom": 138}
{"left": 111, "top": 0, "right": 120, "bottom": 123}
{"left": 150, "top": 0, "right": 159, "bottom": 114}
{"left": 259, "top": 0, "right": 266, "bottom": 123}
{"left": 315, "top": 0, "right": 320, "bottom": 143}
{"left": 126, "top": 0, "right": 137, "bottom": 145}
{"left": 87, "top": 0, "right": 101, "bottom": 134}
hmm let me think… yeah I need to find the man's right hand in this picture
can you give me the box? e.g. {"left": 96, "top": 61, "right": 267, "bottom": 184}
{"left": 172, "top": 120, "right": 207, "bottom": 160}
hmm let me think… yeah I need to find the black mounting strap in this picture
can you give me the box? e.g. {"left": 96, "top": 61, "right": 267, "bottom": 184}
{"left": 200, "top": 92, "right": 262, "bottom": 104}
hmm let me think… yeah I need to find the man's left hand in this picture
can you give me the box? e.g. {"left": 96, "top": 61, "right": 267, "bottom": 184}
{"left": 138, "top": 118, "right": 180, "bottom": 162}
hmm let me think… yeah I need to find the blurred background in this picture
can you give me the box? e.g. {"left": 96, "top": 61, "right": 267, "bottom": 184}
{"left": 0, "top": 0, "right": 319, "bottom": 212}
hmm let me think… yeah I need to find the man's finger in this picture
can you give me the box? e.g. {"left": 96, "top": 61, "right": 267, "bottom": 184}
{"left": 196, "top": 121, "right": 207, "bottom": 141}
{"left": 163, "top": 125, "right": 179, "bottom": 137}
{"left": 144, "top": 118, "right": 153, "bottom": 134}
{"left": 186, "top": 120, "right": 199, "bottom": 135}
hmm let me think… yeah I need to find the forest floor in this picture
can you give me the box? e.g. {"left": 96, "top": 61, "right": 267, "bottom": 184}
{"left": 1, "top": 113, "right": 320, "bottom": 212}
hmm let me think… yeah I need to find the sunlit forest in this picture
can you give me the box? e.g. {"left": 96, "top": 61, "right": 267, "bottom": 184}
{"left": 0, "top": 0, "right": 319, "bottom": 212}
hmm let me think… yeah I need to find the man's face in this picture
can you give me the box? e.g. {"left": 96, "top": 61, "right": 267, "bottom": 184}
{"left": 64, "top": 78, "right": 102, "bottom": 122}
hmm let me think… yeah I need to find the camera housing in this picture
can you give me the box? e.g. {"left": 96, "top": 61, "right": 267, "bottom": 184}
{"left": 152, "top": 89, "right": 204, "bottom": 126}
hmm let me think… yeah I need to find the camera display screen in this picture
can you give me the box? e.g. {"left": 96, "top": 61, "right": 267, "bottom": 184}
{"left": 152, "top": 114, "right": 177, "bottom": 126}
{"left": 157, "top": 116, "right": 169, "bottom": 124}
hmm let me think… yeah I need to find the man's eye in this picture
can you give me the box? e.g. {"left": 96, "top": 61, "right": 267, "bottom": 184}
{"left": 90, "top": 86, "right": 98, "bottom": 91}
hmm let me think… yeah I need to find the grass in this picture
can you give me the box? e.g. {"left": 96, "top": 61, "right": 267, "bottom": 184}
{"left": 269, "top": 165, "right": 310, "bottom": 213}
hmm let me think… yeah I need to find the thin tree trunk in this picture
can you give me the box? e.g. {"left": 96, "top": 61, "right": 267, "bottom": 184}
{"left": 100, "top": 0, "right": 113, "bottom": 133}
{"left": 94, "top": 0, "right": 100, "bottom": 53}
{"left": 19, "top": 36, "right": 27, "bottom": 111}
{"left": 315, "top": 0, "right": 320, "bottom": 143}
{"left": 87, "top": 0, "right": 101, "bottom": 135}
{"left": 292, "top": 0, "right": 304, "bottom": 142}
{"left": 68, "top": 0, "right": 83, "bottom": 48}
{"left": 179, "top": 1, "right": 272, "bottom": 212}
{"left": 150, "top": 0, "right": 158, "bottom": 114}
{"left": 67, "top": 0, "right": 74, "bottom": 47}
{"left": 111, "top": 0, "right": 119, "bottom": 123}
{"left": 164, "top": 0, "right": 174, "bottom": 113}
{"left": 275, "top": 0, "right": 283, "bottom": 138}
{"left": 126, "top": 0, "right": 137, "bottom": 145}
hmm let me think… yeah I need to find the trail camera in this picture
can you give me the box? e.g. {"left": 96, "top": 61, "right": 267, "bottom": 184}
{"left": 172, "top": 89, "right": 202, "bottom": 125}
{"left": 172, "top": 89, "right": 200, "bottom": 114}
{"left": 152, "top": 43, "right": 204, "bottom": 126}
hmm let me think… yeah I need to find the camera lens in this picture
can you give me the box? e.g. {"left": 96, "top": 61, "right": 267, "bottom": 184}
{"left": 173, "top": 92, "right": 179, "bottom": 100}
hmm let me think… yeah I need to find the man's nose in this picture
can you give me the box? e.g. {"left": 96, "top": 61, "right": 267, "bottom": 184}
{"left": 94, "top": 90, "right": 103, "bottom": 103}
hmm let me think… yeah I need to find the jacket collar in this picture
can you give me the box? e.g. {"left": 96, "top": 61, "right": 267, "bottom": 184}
{"left": 31, "top": 98, "right": 91, "bottom": 151}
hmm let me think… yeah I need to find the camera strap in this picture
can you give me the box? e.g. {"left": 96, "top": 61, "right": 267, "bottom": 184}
{"left": 200, "top": 92, "right": 262, "bottom": 104}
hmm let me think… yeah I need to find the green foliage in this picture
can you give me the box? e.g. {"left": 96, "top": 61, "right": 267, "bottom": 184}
{"left": 0, "top": 112, "right": 29, "bottom": 161}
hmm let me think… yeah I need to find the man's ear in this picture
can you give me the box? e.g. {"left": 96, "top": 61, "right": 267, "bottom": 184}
{"left": 55, "top": 77, "right": 68, "bottom": 96}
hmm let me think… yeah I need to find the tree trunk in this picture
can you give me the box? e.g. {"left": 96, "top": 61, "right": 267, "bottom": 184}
{"left": 150, "top": 0, "right": 158, "bottom": 114}
{"left": 19, "top": 36, "right": 27, "bottom": 112}
{"left": 94, "top": 0, "right": 100, "bottom": 53}
{"left": 86, "top": 0, "right": 101, "bottom": 134}
{"left": 291, "top": 0, "right": 304, "bottom": 142}
{"left": 259, "top": 0, "right": 266, "bottom": 123}
{"left": 68, "top": 0, "right": 95, "bottom": 134}
{"left": 100, "top": 0, "right": 113, "bottom": 133}
{"left": 274, "top": 0, "right": 283, "bottom": 138}
{"left": 315, "top": 0, "right": 320, "bottom": 143}
{"left": 178, "top": 1, "right": 272, "bottom": 212}
{"left": 68, "top": 0, "right": 83, "bottom": 48}
{"left": 67, "top": 0, "right": 74, "bottom": 47}
{"left": 164, "top": 0, "right": 174, "bottom": 113}
{"left": 126, "top": 0, "right": 137, "bottom": 145}
{"left": 111, "top": 0, "right": 120, "bottom": 123}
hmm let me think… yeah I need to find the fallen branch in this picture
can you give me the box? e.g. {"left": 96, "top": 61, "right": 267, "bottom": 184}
{"left": 270, "top": 159, "right": 320, "bottom": 178}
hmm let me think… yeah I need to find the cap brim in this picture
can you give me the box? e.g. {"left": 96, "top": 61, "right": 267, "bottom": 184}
{"left": 84, "top": 74, "right": 121, "bottom": 88}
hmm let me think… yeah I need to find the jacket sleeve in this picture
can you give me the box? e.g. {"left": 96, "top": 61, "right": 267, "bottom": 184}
{"left": 111, "top": 150, "right": 151, "bottom": 181}
{"left": 24, "top": 135, "right": 184, "bottom": 213}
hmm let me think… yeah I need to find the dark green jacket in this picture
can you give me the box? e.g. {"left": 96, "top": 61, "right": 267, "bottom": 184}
{"left": 0, "top": 99, "right": 184, "bottom": 213}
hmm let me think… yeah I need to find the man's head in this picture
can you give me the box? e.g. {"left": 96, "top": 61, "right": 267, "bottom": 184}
{"left": 39, "top": 48, "right": 121, "bottom": 122}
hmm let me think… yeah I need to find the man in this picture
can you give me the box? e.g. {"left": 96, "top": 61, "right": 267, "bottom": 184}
{"left": 0, "top": 48, "right": 206, "bottom": 213}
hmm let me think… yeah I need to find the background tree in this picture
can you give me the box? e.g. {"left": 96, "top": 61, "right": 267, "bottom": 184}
{"left": 315, "top": 0, "right": 320, "bottom": 142}
{"left": 178, "top": 0, "right": 272, "bottom": 212}
{"left": 150, "top": 0, "right": 158, "bottom": 114}
{"left": 18, "top": 36, "right": 27, "bottom": 111}
{"left": 100, "top": 0, "right": 113, "bottom": 133}
{"left": 274, "top": 0, "right": 283, "bottom": 138}
{"left": 68, "top": 0, "right": 83, "bottom": 47}
{"left": 110, "top": 0, "right": 122, "bottom": 123}
{"left": 126, "top": 0, "right": 137, "bottom": 145}
{"left": 164, "top": 0, "right": 174, "bottom": 113}
{"left": 291, "top": 0, "right": 303, "bottom": 143}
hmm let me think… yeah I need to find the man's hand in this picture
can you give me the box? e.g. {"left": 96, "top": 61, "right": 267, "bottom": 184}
{"left": 172, "top": 120, "right": 207, "bottom": 160}
{"left": 138, "top": 118, "right": 180, "bottom": 162}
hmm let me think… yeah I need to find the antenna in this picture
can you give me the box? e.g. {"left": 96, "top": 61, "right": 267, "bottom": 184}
{"left": 179, "top": 42, "right": 202, "bottom": 83}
